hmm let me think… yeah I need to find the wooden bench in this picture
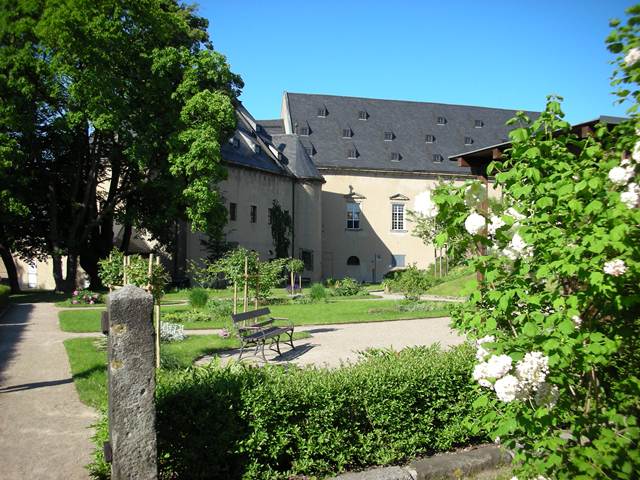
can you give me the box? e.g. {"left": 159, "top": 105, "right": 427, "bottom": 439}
{"left": 231, "top": 307, "right": 295, "bottom": 361}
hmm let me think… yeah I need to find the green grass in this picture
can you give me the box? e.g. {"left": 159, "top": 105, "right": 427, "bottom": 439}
{"left": 58, "top": 303, "right": 190, "bottom": 332}
{"left": 11, "top": 290, "right": 68, "bottom": 304}
{"left": 64, "top": 332, "right": 311, "bottom": 408}
{"left": 59, "top": 298, "right": 450, "bottom": 333}
{"left": 426, "top": 273, "right": 477, "bottom": 297}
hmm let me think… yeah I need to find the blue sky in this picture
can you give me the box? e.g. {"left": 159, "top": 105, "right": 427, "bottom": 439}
{"left": 198, "top": 0, "right": 636, "bottom": 123}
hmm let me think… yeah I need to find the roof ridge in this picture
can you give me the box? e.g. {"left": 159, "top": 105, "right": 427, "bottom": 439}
{"left": 285, "top": 91, "right": 537, "bottom": 113}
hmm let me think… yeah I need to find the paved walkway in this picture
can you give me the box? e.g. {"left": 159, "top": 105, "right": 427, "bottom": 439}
{"left": 0, "top": 303, "right": 96, "bottom": 480}
{"left": 198, "top": 316, "right": 465, "bottom": 368}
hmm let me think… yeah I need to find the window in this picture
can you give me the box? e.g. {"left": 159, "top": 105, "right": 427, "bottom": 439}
{"left": 425, "top": 134, "right": 435, "bottom": 143}
{"left": 347, "top": 148, "right": 358, "bottom": 159}
{"left": 437, "top": 116, "right": 446, "bottom": 125}
{"left": 392, "top": 203, "right": 405, "bottom": 231}
{"left": 300, "top": 249, "right": 314, "bottom": 271}
{"left": 347, "top": 256, "right": 360, "bottom": 266}
{"left": 250, "top": 205, "right": 257, "bottom": 223}
{"left": 304, "top": 145, "right": 314, "bottom": 156}
{"left": 346, "top": 202, "right": 360, "bottom": 229}
{"left": 342, "top": 128, "right": 352, "bottom": 138}
{"left": 318, "top": 107, "right": 328, "bottom": 117}
{"left": 229, "top": 202, "right": 237, "bottom": 221}
{"left": 432, "top": 153, "right": 444, "bottom": 163}
{"left": 358, "top": 110, "right": 368, "bottom": 120}
{"left": 298, "top": 126, "right": 309, "bottom": 136}
{"left": 268, "top": 207, "right": 273, "bottom": 225}
{"left": 384, "top": 131, "right": 394, "bottom": 141}
{"left": 464, "top": 136, "right": 473, "bottom": 145}
{"left": 391, "top": 254, "right": 406, "bottom": 268}
{"left": 390, "top": 152, "right": 401, "bottom": 162}
{"left": 474, "top": 119, "right": 483, "bottom": 128}
{"left": 231, "top": 137, "right": 240, "bottom": 148}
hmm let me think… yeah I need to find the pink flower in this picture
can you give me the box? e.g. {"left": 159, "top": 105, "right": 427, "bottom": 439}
{"left": 89, "top": 300, "right": 95, "bottom": 305}
{"left": 72, "top": 290, "right": 79, "bottom": 296}
{"left": 71, "top": 299, "right": 78, "bottom": 304}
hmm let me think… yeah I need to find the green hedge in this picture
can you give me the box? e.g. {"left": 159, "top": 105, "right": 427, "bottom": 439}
{"left": 0, "top": 285, "right": 10, "bottom": 311}
{"left": 152, "top": 344, "right": 486, "bottom": 479}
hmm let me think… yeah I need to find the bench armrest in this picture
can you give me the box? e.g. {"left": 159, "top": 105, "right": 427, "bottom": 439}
{"left": 271, "top": 316, "right": 293, "bottom": 328}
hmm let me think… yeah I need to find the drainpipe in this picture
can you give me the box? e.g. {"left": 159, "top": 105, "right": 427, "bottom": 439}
{"left": 291, "top": 177, "right": 296, "bottom": 258}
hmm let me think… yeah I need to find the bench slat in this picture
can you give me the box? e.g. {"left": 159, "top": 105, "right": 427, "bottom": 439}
{"left": 231, "top": 307, "right": 271, "bottom": 323}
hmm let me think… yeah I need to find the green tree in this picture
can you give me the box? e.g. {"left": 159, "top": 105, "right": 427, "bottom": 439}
{"left": 270, "top": 200, "right": 292, "bottom": 258}
{"left": 0, "top": 0, "right": 242, "bottom": 292}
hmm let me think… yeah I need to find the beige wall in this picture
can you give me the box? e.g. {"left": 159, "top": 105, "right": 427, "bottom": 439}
{"left": 184, "top": 165, "right": 323, "bottom": 281}
{"left": 320, "top": 170, "right": 472, "bottom": 282}
{"left": 0, "top": 256, "right": 88, "bottom": 291}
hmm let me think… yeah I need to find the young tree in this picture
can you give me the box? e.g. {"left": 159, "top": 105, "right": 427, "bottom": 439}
{"left": 0, "top": 0, "right": 242, "bottom": 291}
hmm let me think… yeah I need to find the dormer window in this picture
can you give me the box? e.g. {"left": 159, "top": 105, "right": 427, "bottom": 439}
{"left": 425, "top": 134, "right": 435, "bottom": 143}
{"left": 317, "top": 106, "right": 328, "bottom": 117}
{"left": 358, "top": 110, "right": 368, "bottom": 120}
{"left": 390, "top": 152, "right": 401, "bottom": 162}
{"left": 464, "top": 137, "right": 473, "bottom": 145}
{"left": 474, "top": 120, "right": 483, "bottom": 128}
{"left": 436, "top": 116, "right": 447, "bottom": 125}
{"left": 304, "top": 145, "right": 314, "bottom": 156}
{"left": 231, "top": 137, "right": 240, "bottom": 148}
{"left": 347, "top": 148, "right": 358, "bottom": 159}
{"left": 298, "top": 126, "right": 309, "bottom": 136}
{"left": 432, "top": 153, "right": 443, "bottom": 163}
{"left": 384, "top": 131, "right": 394, "bottom": 141}
{"left": 342, "top": 127, "right": 353, "bottom": 138}
{"left": 253, "top": 143, "right": 261, "bottom": 154}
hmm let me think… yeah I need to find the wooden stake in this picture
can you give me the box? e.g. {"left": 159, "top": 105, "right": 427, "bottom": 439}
{"left": 290, "top": 271, "right": 294, "bottom": 295}
{"left": 243, "top": 256, "right": 249, "bottom": 313}
{"left": 154, "top": 303, "right": 161, "bottom": 369}
{"left": 298, "top": 272, "right": 302, "bottom": 291}
{"left": 255, "top": 273, "right": 259, "bottom": 310}
{"left": 233, "top": 282, "right": 237, "bottom": 315}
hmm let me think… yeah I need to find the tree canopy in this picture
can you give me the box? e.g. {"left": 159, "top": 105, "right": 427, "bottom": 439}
{"left": 0, "top": 0, "right": 242, "bottom": 291}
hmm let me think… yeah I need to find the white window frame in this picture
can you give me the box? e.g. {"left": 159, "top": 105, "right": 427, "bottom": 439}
{"left": 346, "top": 202, "right": 361, "bottom": 230}
{"left": 391, "top": 203, "right": 405, "bottom": 231}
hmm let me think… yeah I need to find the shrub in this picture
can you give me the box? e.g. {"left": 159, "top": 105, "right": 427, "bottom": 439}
{"left": 205, "top": 298, "right": 233, "bottom": 319}
{"left": 385, "top": 265, "right": 432, "bottom": 300}
{"left": 308, "top": 282, "right": 327, "bottom": 302}
{"left": 71, "top": 289, "right": 103, "bottom": 305}
{"left": 162, "top": 310, "right": 210, "bottom": 324}
{"left": 189, "top": 288, "right": 209, "bottom": 309}
{"left": 154, "top": 344, "right": 488, "bottom": 479}
{"left": 160, "top": 322, "right": 186, "bottom": 342}
{"left": 333, "top": 277, "right": 361, "bottom": 296}
{"left": 0, "top": 285, "right": 10, "bottom": 310}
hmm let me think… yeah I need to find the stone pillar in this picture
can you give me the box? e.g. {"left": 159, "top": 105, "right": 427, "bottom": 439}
{"left": 107, "top": 285, "right": 157, "bottom": 479}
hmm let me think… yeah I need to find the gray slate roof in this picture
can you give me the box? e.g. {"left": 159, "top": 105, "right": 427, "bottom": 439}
{"left": 258, "top": 119, "right": 285, "bottom": 136}
{"left": 271, "top": 134, "right": 323, "bottom": 181}
{"left": 280, "top": 92, "right": 539, "bottom": 175}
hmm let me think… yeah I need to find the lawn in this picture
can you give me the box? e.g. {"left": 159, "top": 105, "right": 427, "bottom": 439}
{"left": 64, "top": 332, "right": 311, "bottom": 408}
{"left": 58, "top": 303, "right": 189, "bottom": 332}
{"left": 11, "top": 290, "right": 69, "bottom": 304}
{"left": 426, "top": 273, "right": 477, "bottom": 297}
{"left": 59, "top": 298, "right": 450, "bottom": 333}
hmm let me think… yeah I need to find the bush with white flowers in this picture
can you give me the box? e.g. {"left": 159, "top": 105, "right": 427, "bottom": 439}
{"left": 160, "top": 322, "right": 186, "bottom": 342}
{"left": 415, "top": 9, "right": 640, "bottom": 478}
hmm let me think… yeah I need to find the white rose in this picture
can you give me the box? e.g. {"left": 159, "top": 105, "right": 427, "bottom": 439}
{"left": 604, "top": 259, "right": 627, "bottom": 277}
{"left": 632, "top": 142, "right": 640, "bottom": 163}
{"left": 621, "top": 183, "right": 640, "bottom": 208}
{"left": 486, "top": 354, "right": 513, "bottom": 379}
{"left": 464, "top": 212, "right": 486, "bottom": 235}
{"left": 625, "top": 47, "right": 640, "bottom": 67}
{"left": 488, "top": 215, "right": 506, "bottom": 236}
{"left": 413, "top": 190, "right": 438, "bottom": 218}
{"left": 515, "top": 352, "right": 549, "bottom": 391}
{"left": 608, "top": 166, "right": 635, "bottom": 186}
{"left": 503, "top": 232, "right": 532, "bottom": 260}
{"left": 494, "top": 374, "right": 520, "bottom": 402}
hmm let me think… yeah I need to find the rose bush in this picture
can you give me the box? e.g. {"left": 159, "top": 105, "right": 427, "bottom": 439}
{"left": 410, "top": 8, "right": 640, "bottom": 478}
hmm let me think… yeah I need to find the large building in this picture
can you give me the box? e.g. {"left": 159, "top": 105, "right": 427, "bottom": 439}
{"left": 254, "top": 92, "right": 534, "bottom": 282}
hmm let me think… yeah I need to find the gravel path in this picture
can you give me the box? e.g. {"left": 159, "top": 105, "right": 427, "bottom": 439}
{"left": 198, "top": 316, "right": 465, "bottom": 368}
{"left": 0, "top": 303, "right": 97, "bottom": 480}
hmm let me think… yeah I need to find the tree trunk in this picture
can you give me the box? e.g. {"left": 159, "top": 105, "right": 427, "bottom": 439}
{"left": 120, "top": 220, "right": 132, "bottom": 253}
{"left": 51, "top": 253, "right": 65, "bottom": 292}
{"left": 0, "top": 243, "right": 21, "bottom": 294}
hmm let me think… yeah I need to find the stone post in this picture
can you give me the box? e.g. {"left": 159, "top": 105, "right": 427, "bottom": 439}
{"left": 107, "top": 285, "right": 157, "bottom": 479}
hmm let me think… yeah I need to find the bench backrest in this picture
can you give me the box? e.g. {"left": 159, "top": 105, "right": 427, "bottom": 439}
{"left": 231, "top": 307, "right": 271, "bottom": 324}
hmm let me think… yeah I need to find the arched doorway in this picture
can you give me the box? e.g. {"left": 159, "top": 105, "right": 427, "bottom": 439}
{"left": 346, "top": 256, "right": 362, "bottom": 280}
